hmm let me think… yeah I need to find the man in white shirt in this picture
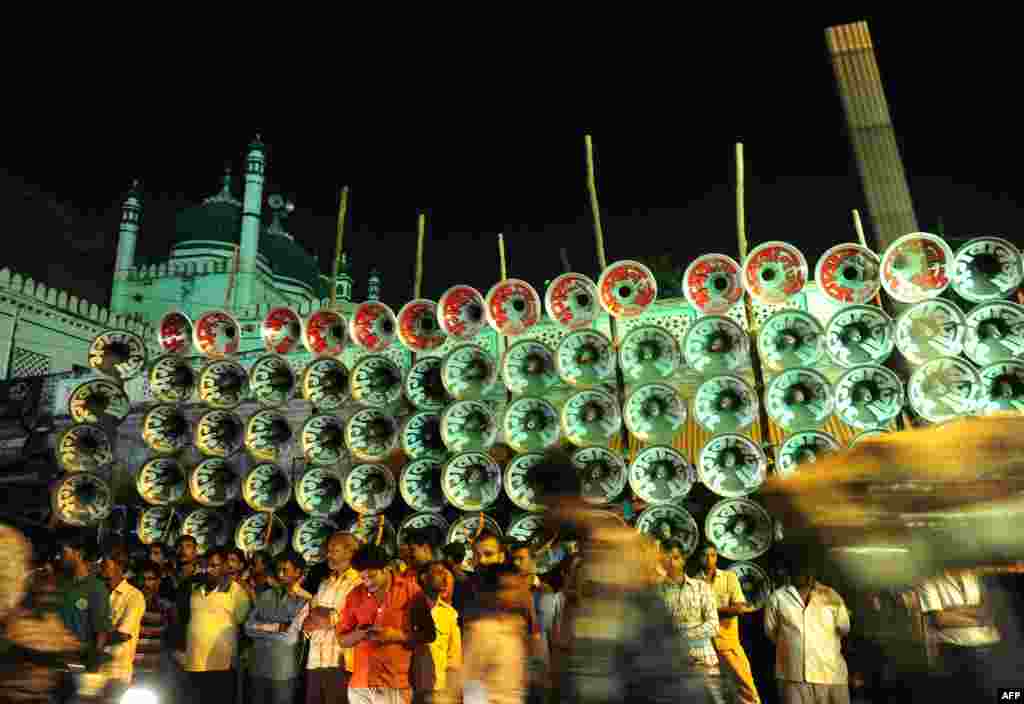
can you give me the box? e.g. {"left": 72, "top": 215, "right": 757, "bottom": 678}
{"left": 98, "top": 548, "right": 146, "bottom": 687}
{"left": 764, "top": 555, "right": 851, "bottom": 704}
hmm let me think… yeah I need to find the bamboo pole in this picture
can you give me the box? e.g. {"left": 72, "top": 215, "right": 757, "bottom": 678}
{"left": 498, "top": 233, "right": 508, "bottom": 280}
{"left": 329, "top": 186, "right": 350, "bottom": 309}
{"left": 415, "top": 212, "right": 426, "bottom": 299}
{"left": 852, "top": 209, "right": 868, "bottom": 248}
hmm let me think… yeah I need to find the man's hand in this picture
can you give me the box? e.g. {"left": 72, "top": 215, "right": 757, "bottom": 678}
{"left": 302, "top": 607, "right": 334, "bottom": 632}
{"left": 367, "top": 625, "right": 406, "bottom": 643}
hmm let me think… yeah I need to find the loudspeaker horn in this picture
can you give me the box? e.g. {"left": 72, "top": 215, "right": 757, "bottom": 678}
{"left": 405, "top": 357, "right": 449, "bottom": 411}
{"left": 295, "top": 467, "right": 346, "bottom": 517}
{"left": 441, "top": 451, "right": 502, "bottom": 511}
{"left": 505, "top": 513, "right": 562, "bottom": 574}
{"left": 776, "top": 430, "right": 841, "bottom": 477}
{"left": 350, "top": 354, "right": 403, "bottom": 408}
{"left": 189, "top": 457, "right": 240, "bottom": 507}
{"left": 757, "top": 310, "right": 824, "bottom": 371}
{"left": 503, "top": 452, "right": 547, "bottom": 512}
{"left": 628, "top": 445, "right": 696, "bottom": 505}
{"left": 181, "top": 508, "right": 232, "bottom": 555}
{"left": 136, "top": 457, "right": 188, "bottom": 505}
{"left": 894, "top": 299, "right": 966, "bottom": 366}
{"left": 236, "top": 512, "right": 289, "bottom": 557}
{"left": 193, "top": 310, "right": 240, "bottom": 357}
{"left": 683, "top": 253, "right": 743, "bottom": 315}
{"left": 350, "top": 301, "right": 399, "bottom": 352}
{"left": 880, "top": 232, "right": 954, "bottom": 304}
{"left": 502, "top": 340, "right": 558, "bottom": 396}
{"left": 705, "top": 497, "right": 773, "bottom": 561}
{"left": 56, "top": 422, "right": 114, "bottom": 473}
{"left": 683, "top": 315, "right": 748, "bottom": 375}
{"left": 908, "top": 356, "right": 982, "bottom": 423}
{"left": 300, "top": 414, "right": 347, "bottom": 467}
{"left": 245, "top": 409, "right": 293, "bottom": 463}
{"left": 194, "top": 410, "right": 245, "bottom": 458}
{"left": 571, "top": 446, "right": 628, "bottom": 506}
{"left": 399, "top": 457, "right": 447, "bottom": 513}
{"left": 249, "top": 354, "right": 296, "bottom": 408}
{"left": 814, "top": 243, "right": 882, "bottom": 305}
{"left": 742, "top": 241, "right": 808, "bottom": 305}
{"left": 89, "top": 329, "right": 147, "bottom": 382}
{"left": 50, "top": 472, "right": 113, "bottom": 527}
{"left": 398, "top": 513, "right": 451, "bottom": 554}
{"left": 157, "top": 311, "right": 193, "bottom": 355}
{"left": 693, "top": 374, "right": 758, "bottom": 434}
{"left": 401, "top": 411, "right": 446, "bottom": 460}
{"left": 834, "top": 364, "right": 904, "bottom": 431}
{"left": 136, "top": 506, "right": 181, "bottom": 546}
{"left": 303, "top": 308, "right": 348, "bottom": 358}
{"left": 68, "top": 379, "right": 131, "bottom": 427}
{"left": 623, "top": 383, "right": 686, "bottom": 445}
{"left": 346, "top": 408, "right": 399, "bottom": 463}
{"left": 978, "top": 360, "right": 1024, "bottom": 415}
{"left": 556, "top": 329, "right": 615, "bottom": 388}
{"left": 503, "top": 397, "right": 560, "bottom": 453}
{"left": 198, "top": 359, "right": 249, "bottom": 410}
{"left": 964, "top": 301, "right": 1024, "bottom": 366}
{"left": 636, "top": 504, "right": 699, "bottom": 553}
{"left": 596, "top": 260, "right": 658, "bottom": 318}
{"left": 619, "top": 325, "right": 682, "bottom": 384}
{"left": 397, "top": 299, "right": 447, "bottom": 352}
{"left": 148, "top": 354, "right": 196, "bottom": 403}
{"left": 485, "top": 279, "right": 542, "bottom": 336}
{"left": 344, "top": 463, "right": 397, "bottom": 514}
{"left": 301, "top": 358, "right": 349, "bottom": 412}
{"left": 824, "top": 305, "right": 895, "bottom": 368}
{"left": 952, "top": 236, "right": 1024, "bottom": 303}
{"left": 441, "top": 400, "right": 498, "bottom": 453}
{"left": 446, "top": 513, "right": 502, "bottom": 573}
{"left": 765, "top": 368, "right": 834, "bottom": 432}
{"left": 348, "top": 515, "right": 397, "bottom": 559}
{"left": 292, "top": 517, "right": 338, "bottom": 564}
{"left": 142, "top": 404, "right": 191, "bottom": 455}
{"left": 560, "top": 388, "right": 622, "bottom": 447}
{"left": 545, "top": 272, "right": 599, "bottom": 330}
{"left": 437, "top": 284, "right": 487, "bottom": 340}
{"left": 441, "top": 344, "right": 498, "bottom": 401}
{"left": 261, "top": 307, "right": 303, "bottom": 355}
{"left": 730, "top": 561, "right": 774, "bottom": 611}
{"left": 697, "top": 433, "right": 767, "bottom": 498}
{"left": 242, "top": 462, "right": 293, "bottom": 512}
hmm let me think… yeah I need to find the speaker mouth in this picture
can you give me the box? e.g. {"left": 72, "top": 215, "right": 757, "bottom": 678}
{"left": 978, "top": 319, "right": 1007, "bottom": 341}
{"left": 467, "top": 304, "right": 484, "bottom": 322}
{"left": 174, "top": 366, "right": 196, "bottom": 387}
{"left": 575, "top": 293, "right": 591, "bottom": 307}
{"left": 84, "top": 393, "right": 110, "bottom": 416}
{"left": 524, "top": 411, "right": 546, "bottom": 431}
{"left": 841, "top": 322, "right": 868, "bottom": 345}
{"left": 785, "top": 384, "right": 811, "bottom": 406}
{"left": 524, "top": 354, "right": 545, "bottom": 374}
{"left": 709, "top": 333, "right": 732, "bottom": 354}
{"left": 637, "top": 340, "right": 660, "bottom": 362}
{"left": 420, "top": 315, "right": 437, "bottom": 332}
{"left": 717, "top": 391, "right": 739, "bottom": 412}
{"left": 287, "top": 321, "right": 302, "bottom": 339}
{"left": 582, "top": 402, "right": 603, "bottom": 423}
{"left": 971, "top": 253, "right": 1003, "bottom": 277}
{"left": 270, "top": 420, "right": 292, "bottom": 443}
{"left": 106, "top": 341, "right": 131, "bottom": 363}
{"left": 368, "top": 419, "right": 393, "bottom": 439}
{"left": 576, "top": 344, "right": 598, "bottom": 365}
{"left": 380, "top": 319, "right": 395, "bottom": 335}
{"left": 512, "top": 299, "right": 526, "bottom": 313}
{"left": 642, "top": 398, "right": 663, "bottom": 417}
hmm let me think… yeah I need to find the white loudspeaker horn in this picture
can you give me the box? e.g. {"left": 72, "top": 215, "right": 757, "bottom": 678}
{"left": 189, "top": 457, "right": 240, "bottom": 507}
{"left": 628, "top": 445, "right": 696, "bottom": 505}
{"left": 89, "top": 329, "right": 147, "bottom": 382}
{"left": 571, "top": 446, "right": 628, "bottom": 506}
{"left": 623, "top": 383, "right": 687, "bottom": 445}
{"left": 261, "top": 307, "right": 303, "bottom": 354}
{"left": 978, "top": 360, "right": 1024, "bottom": 415}
{"left": 697, "top": 433, "right": 767, "bottom": 498}
{"left": 193, "top": 310, "right": 241, "bottom": 357}
{"left": 908, "top": 356, "right": 982, "bottom": 424}
{"left": 181, "top": 508, "right": 232, "bottom": 555}
{"left": 292, "top": 517, "right": 338, "bottom": 564}
{"left": 157, "top": 311, "right": 193, "bottom": 355}
{"left": 441, "top": 344, "right": 498, "bottom": 401}
{"left": 880, "top": 232, "right": 953, "bottom": 304}
{"left": 502, "top": 340, "right": 558, "bottom": 396}
{"left": 619, "top": 325, "right": 682, "bottom": 384}
{"left": 776, "top": 430, "right": 842, "bottom": 477}
{"left": 348, "top": 515, "right": 397, "bottom": 558}
{"left": 194, "top": 410, "right": 245, "bottom": 458}
{"left": 485, "top": 279, "right": 542, "bottom": 336}
{"left": 742, "top": 241, "right": 808, "bottom": 304}
{"left": 705, "top": 497, "right": 773, "bottom": 561}
{"left": 597, "top": 260, "right": 658, "bottom": 318}
{"left": 198, "top": 359, "right": 249, "bottom": 410}
{"left": 405, "top": 357, "right": 449, "bottom": 411}
{"left": 636, "top": 504, "right": 699, "bottom": 553}
{"left": 245, "top": 409, "right": 293, "bottom": 463}
{"left": 757, "top": 310, "right": 824, "bottom": 371}
{"left": 301, "top": 358, "right": 349, "bottom": 412}
{"left": 350, "top": 354, "right": 404, "bottom": 408}
{"left": 502, "top": 397, "right": 560, "bottom": 454}
{"left": 503, "top": 452, "right": 547, "bottom": 512}
{"left": 545, "top": 273, "right": 599, "bottom": 330}
{"left": 895, "top": 299, "right": 966, "bottom": 366}
{"left": 765, "top": 368, "right": 834, "bottom": 432}
{"left": 56, "top": 423, "right": 114, "bottom": 473}
{"left": 295, "top": 467, "right": 346, "bottom": 517}
{"left": 50, "top": 472, "right": 113, "bottom": 527}
{"left": 249, "top": 354, "right": 296, "bottom": 408}
{"left": 684, "top": 316, "right": 749, "bottom": 375}
{"left": 303, "top": 308, "right": 348, "bottom": 358}
{"left": 148, "top": 355, "right": 196, "bottom": 403}
{"left": 683, "top": 254, "right": 743, "bottom": 315}
{"left": 344, "top": 463, "right": 397, "bottom": 514}
{"left": 142, "top": 404, "right": 191, "bottom": 455}
{"left": 350, "top": 301, "right": 399, "bottom": 352}
{"left": 556, "top": 329, "right": 615, "bottom": 388}
{"left": 437, "top": 284, "right": 487, "bottom": 340}
{"left": 693, "top": 374, "right": 758, "bottom": 434}
{"left": 136, "top": 457, "right": 188, "bottom": 506}
{"left": 300, "top": 414, "right": 346, "bottom": 467}
{"left": 136, "top": 506, "right": 181, "bottom": 546}
{"left": 561, "top": 388, "right": 622, "bottom": 447}
{"left": 441, "top": 400, "right": 498, "bottom": 453}
{"left": 242, "top": 462, "right": 293, "bottom": 512}
{"left": 952, "top": 236, "right": 1024, "bottom": 303}
{"left": 346, "top": 408, "right": 399, "bottom": 463}
{"left": 814, "top": 243, "right": 882, "bottom": 305}
{"left": 833, "top": 365, "right": 904, "bottom": 431}
{"left": 236, "top": 512, "right": 289, "bottom": 557}
{"left": 442, "top": 451, "right": 502, "bottom": 511}
{"left": 964, "top": 301, "right": 1024, "bottom": 367}
{"left": 68, "top": 379, "right": 131, "bottom": 427}
{"left": 401, "top": 411, "right": 446, "bottom": 460}
{"left": 397, "top": 299, "right": 447, "bottom": 352}
{"left": 399, "top": 457, "right": 447, "bottom": 513}
{"left": 825, "top": 305, "right": 894, "bottom": 368}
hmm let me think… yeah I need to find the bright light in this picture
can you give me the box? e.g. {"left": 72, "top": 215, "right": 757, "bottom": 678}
{"left": 120, "top": 687, "right": 158, "bottom": 704}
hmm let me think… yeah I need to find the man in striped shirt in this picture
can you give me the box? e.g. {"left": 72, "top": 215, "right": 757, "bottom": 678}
{"left": 134, "top": 560, "right": 174, "bottom": 677}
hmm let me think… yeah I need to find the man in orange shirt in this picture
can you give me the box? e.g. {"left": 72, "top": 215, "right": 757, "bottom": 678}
{"left": 337, "top": 545, "right": 436, "bottom": 704}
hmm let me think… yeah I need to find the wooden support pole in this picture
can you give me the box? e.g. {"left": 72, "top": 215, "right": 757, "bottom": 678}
{"left": 329, "top": 186, "right": 350, "bottom": 309}
{"left": 498, "top": 233, "right": 508, "bottom": 281}
{"left": 415, "top": 212, "right": 426, "bottom": 299}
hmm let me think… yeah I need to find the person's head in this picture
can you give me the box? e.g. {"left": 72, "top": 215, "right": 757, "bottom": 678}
{"left": 56, "top": 535, "right": 90, "bottom": 572}
{"left": 149, "top": 543, "right": 169, "bottom": 565}
{"left": 224, "top": 548, "right": 246, "bottom": 577}
{"left": 472, "top": 531, "right": 505, "bottom": 568}
{"left": 440, "top": 542, "right": 466, "bottom": 571}
{"left": 204, "top": 548, "right": 227, "bottom": 586}
{"left": 418, "top": 561, "right": 452, "bottom": 599}
{"left": 274, "top": 551, "right": 306, "bottom": 589}
{"left": 327, "top": 532, "right": 359, "bottom": 575}
{"left": 407, "top": 530, "right": 436, "bottom": 569}
{"left": 508, "top": 542, "right": 536, "bottom": 577}
{"left": 176, "top": 535, "right": 198, "bottom": 564}
{"left": 699, "top": 544, "right": 718, "bottom": 573}
{"left": 250, "top": 551, "right": 272, "bottom": 578}
{"left": 661, "top": 539, "right": 689, "bottom": 578}
{"left": 0, "top": 523, "right": 32, "bottom": 624}
{"left": 99, "top": 548, "right": 129, "bottom": 591}
{"left": 351, "top": 544, "right": 392, "bottom": 594}
{"left": 786, "top": 551, "right": 820, "bottom": 591}
{"left": 137, "top": 559, "right": 163, "bottom": 598}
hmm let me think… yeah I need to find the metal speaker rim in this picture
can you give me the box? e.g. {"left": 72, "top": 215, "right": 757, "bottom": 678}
{"left": 693, "top": 374, "right": 758, "bottom": 434}
{"left": 683, "top": 315, "right": 749, "bottom": 375}
{"left": 194, "top": 409, "right": 245, "bottom": 458}
{"left": 503, "top": 451, "right": 548, "bottom": 512}
{"left": 441, "top": 343, "right": 498, "bottom": 401}
{"left": 347, "top": 514, "right": 397, "bottom": 558}
{"left": 964, "top": 301, "right": 1024, "bottom": 367}
{"left": 501, "top": 339, "right": 558, "bottom": 396}
{"left": 349, "top": 354, "right": 404, "bottom": 408}
{"left": 261, "top": 307, "right": 303, "bottom": 355}
{"left": 484, "top": 278, "right": 543, "bottom": 337}
{"left": 301, "top": 357, "right": 350, "bottom": 412}
{"left": 136, "top": 456, "right": 188, "bottom": 506}
{"left": 249, "top": 354, "right": 296, "bottom": 408}
{"left": 397, "top": 299, "right": 447, "bottom": 352}
{"left": 292, "top": 516, "right": 338, "bottom": 564}
{"left": 446, "top": 512, "right": 503, "bottom": 573}
{"left": 50, "top": 471, "right": 113, "bottom": 527}
{"left": 405, "top": 357, "right": 449, "bottom": 411}
{"left": 142, "top": 404, "right": 191, "bottom": 455}
{"left": 441, "top": 451, "right": 503, "bottom": 511}
{"left": 556, "top": 329, "right": 615, "bottom": 388}
{"left": 89, "top": 329, "right": 148, "bottom": 382}
{"left": 544, "top": 272, "right": 600, "bottom": 331}
{"left": 302, "top": 308, "right": 348, "bottom": 358}
{"left": 294, "top": 466, "right": 346, "bottom": 517}
{"left": 833, "top": 364, "right": 905, "bottom": 431}
{"left": 741, "top": 241, "right": 808, "bottom": 305}
{"left": 400, "top": 410, "right": 446, "bottom": 461}
{"left": 148, "top": 354, "right": 196, "bottom": 404}
{"left": 198, "top": 359, "right": 249, "bottom": 410}
{"left": 952, "top": 236, "right": 1024, "bottom": 303}
{"left": 399, "top": 457, "right": 448, "bottom": 513}
{"left": 757, "top": 309, "right": 825, "bottom": 372}
{"left": 157, "top": 310, "right": 193, "bottom": 356}
{"left": 344, "top": 463, "right": 397, "bottom": 515}
{"left": 571, "top": 446, "right": 628, "bottom": 506}
{"left": 683, "top": 253, "right": 743, "bottom": 315}
{"left": 628, "top": 444, "right": 696, "bottom": 505}
{"left": 697, "top": 433, "right": 767, "bottom": 498}
{"left": 57, "top": 422, "right": 114, "bottom": 473}
{"left": 350, "top": 301, "right": 399, "bottom": 352}
{"left": 192, "top": 309, "right": 241, "bottom": 358}
{"left": 764, "top": 367, "right": 835, "bottom": 432}
{"left": 235, "top": 512, "right": 289, "bottom": 557}
{"left": 437, "top": 284, "right": 487, "bottom": 340}
{"left": 560, "top": 388, "right": 622, "bottom": 447}
{"left": 635, "top": 503, "right": 699, "bottom": 554}
{"left": 619, "top": 325, "right": 682, "bottom": 384}
{"left": 908, "top": 356, "right": 982, "bottom": 423}
{"left": 814, "top": 242, "right": 882, "bottom": 305}
{"left": 824, "top": 304, "right": 895, "bottom": 368}
{"left": 180, "top": 507, "right": 232, "bottom": 556}
{"left": 977, "top": 360, "right": 1024, "bottom": 415}
{"left": 245, "top": 408, "right": 293, "bottom": 463}
{"left": 345, "top": 408, "right": 399, "bottom": 463}
{"left": 776, "top": 430, "right": 842, "bottom": 478}
{"left": 68, "top": 378, "right": 131, "bottom": 427}
{"left": 300, "top": 413, "right": 347, "bottom": 467}
{"left": 242, "top": 462, "right": 293, "bottom": 512}
{"left": 879, "top": 231, "right": 954, "bottom": 304}
{"left": 704, "top": 497, "right": 773, "bottom": 561}
{"left": 503, "top": 396, "right": 560, "bottom": 454}
{"left": 894, "top": 299, "right": 967, "bottom": 366}
{"left": 189, "top": 457, "right": 241, "bottom": 507}
{"left": 136, "top": 505, "right": 181, "bottom": 546}
{"left": 596, "top": 259, "right": 658, "bottom": 318}
{"left": 441, "top": 400, "right": 499, "bottom": 454}
{"left": 729, "top": 561, "right": 774, "bottom": 611}
{"left": 623, "top": 383, "right": 687, "bottom": 445}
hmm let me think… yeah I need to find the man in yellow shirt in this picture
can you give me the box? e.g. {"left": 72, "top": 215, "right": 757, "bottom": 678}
{"left": 413, "top": 562, "right": 462, "bottom": 703}
{"left": 698, "top": 544, "right": 761, "bottom": 704}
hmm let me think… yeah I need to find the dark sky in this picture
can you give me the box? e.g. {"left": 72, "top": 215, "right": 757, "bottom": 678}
{"left": 3, "top": 15, "right": 1020, "bottom": 309}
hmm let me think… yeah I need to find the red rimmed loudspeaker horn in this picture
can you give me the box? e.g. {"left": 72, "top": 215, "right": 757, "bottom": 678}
{"left": 485, "top": 279, "right": 542, "bottom": 336}
{"left": 437, "top": 285, "right": 487, "bottom": 341}
{"left": 544, "top": 273, "right": 599, "bottom": 330}
{"left": 350, "top": 301, "right": 399, "bottom": 352}
{"left": 397, "top": 299, "right": 447, "bottom": 352}
{"left": 261, "top": 307, "right": 303, "bottom": 355}
{"left": 193, "top": 310, "right": 241, "bottom": 357}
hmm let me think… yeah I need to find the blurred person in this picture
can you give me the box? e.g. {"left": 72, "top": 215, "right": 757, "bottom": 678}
{"left": 133, "top": 560, "right": 174, "bottom": 677}
{"left": 336, "top": 544, "right": 436, "bottom": 704}
{"left": 508, "top": 542, "right": 555, "bottom": 703}
{"left": 639, "top": 534, "right": 665, "bottom": 586}
{"left": 412, "top": 562, "right": 462, "bottom": 704}
{"left": 297, "top": 531, "right": 361, "bottom": 704}
{"left": 698, "top": 544, "right": 760, "bottom": 704}
{"left": 407, "top": 530, "right": 439, "bottom": 576}
{"left": 55, "top": 534, "right": 112, "bottom": 670}
{"left": 98, "top": 547, "right": 146, "bottom": 686}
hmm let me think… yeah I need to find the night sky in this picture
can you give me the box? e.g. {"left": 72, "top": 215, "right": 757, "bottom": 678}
{"left": 3, "top": 15, "right": 1020, "bottom": 309}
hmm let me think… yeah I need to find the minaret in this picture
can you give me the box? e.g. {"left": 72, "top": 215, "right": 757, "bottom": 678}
{"left": 237, "top": 135, "right": 266, "bottom": 307}
{"left": 111, "top": 180, "right": 142, "bottom": 314}
{"left": 366, "top": 267, "right": 382, "bottom": 302}
{"left": 336, "top": 252, "right": 354, "bottom": 303}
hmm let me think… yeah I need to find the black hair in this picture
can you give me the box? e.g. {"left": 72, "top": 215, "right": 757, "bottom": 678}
{"left": 440, "top": 542, "right": 466, "bottom": 564}
{"left": 137, "top": 560, "right": 162, "bottom": 579}
{"left": 225, "top": 547, "right": 247, "bottom": 565}
{"left": 149, "top": 542, "right": 169, "bottom": 558}
{"left": 507, "top": 541, "right": 534, "bottom": 556}
{"left": 176, "top": 534, "right": 197, "bottom": 548}
{"left": 102, "top": 544, "right": 131, "bottom": 568}
{"left": 661, "top": 539, "right": 688, "bottom": 556}
{"left": 274, "top": 550, "right": 306, "bottom": 572}
{"left": 531, "top": 451, "right": 583, "bottom": 502}
{"left": 205, "top": 546, "right": 227, "bottom": 562}
{"left": 351, "top": 544, "right": 391, "bottom": 571}
{"left": 417, "top": 560, "right": 452, "bottom": 584}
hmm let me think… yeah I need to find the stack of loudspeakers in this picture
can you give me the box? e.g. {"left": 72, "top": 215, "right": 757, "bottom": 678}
{"left": 74, "top": 235, "right": 1024, "bottom": 601}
